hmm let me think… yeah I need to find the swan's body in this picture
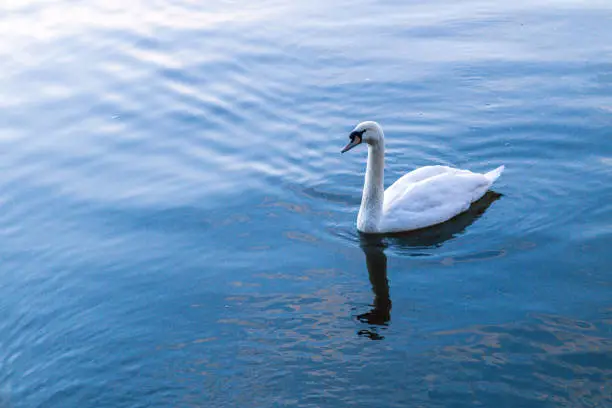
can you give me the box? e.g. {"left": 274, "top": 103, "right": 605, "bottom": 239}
{"left": 341, "top": 121, "right": 504, "bottom": 234}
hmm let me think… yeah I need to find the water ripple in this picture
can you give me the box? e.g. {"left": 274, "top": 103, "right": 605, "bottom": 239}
{"left": 1, "top": 0, "right": 611, "bottom": 407}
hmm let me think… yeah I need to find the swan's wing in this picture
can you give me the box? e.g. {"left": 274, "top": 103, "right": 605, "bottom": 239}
{"left": 383, "top": 165, "right": 470, "bottom": 213}
{"left": 383, "top": 165, "right": 457, "bottom": 210}
{"left": 380, "top": 170, "right": 492, "bottom": 232}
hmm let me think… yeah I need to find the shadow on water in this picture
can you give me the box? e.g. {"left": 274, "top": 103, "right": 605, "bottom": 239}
{"left": 356, "top": 191, "right": 502, "bottom": 340}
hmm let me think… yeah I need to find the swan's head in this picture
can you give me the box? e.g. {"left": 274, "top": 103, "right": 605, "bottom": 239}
{"left": 341, "top": 121, "right": 384, "bottom": 153}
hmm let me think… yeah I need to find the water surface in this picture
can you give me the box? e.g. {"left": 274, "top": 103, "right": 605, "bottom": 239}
{"left": 1, "top": 0, "right": 611, "bottom": 406}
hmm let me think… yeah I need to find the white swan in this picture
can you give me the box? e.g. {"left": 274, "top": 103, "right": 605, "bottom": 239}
{"left": 341, "top": 121, "right": 504, "bottom": 233}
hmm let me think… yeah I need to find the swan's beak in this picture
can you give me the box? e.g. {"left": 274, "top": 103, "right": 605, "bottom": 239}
{"left": 341, "top": 136, "right": 361, "bottom": 153}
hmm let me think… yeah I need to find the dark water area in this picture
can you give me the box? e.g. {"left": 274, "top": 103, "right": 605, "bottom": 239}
{"left": 1, "top": 1, "right": 611, "bottom": 406}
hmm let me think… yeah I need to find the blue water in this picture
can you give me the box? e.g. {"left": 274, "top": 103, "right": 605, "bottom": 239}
{"left": 1, "top": 1, "right": 612, "bottom": 406}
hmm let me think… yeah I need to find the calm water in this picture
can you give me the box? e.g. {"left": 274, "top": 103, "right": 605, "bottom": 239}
{"left": 1, "top": 1, "right": 612, "bottom": 406}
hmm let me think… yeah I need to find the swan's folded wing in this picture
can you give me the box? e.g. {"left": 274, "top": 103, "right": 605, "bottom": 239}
{"left": 380, "top": 171, "right": 491, "bottom": 232}
{"left": 383, "top": 165, "right": 458, "bottom": 211}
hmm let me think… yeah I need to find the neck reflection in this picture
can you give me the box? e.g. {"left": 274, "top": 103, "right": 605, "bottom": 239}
{"left": 357, "top": 235, "right": 391, "bottom": 330}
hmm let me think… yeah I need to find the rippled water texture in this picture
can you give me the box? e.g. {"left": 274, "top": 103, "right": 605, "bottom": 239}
{"left": 1, "top": 0, "right": 611, "bottom": 406}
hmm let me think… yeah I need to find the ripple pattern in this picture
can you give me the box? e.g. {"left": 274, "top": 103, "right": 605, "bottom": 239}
{"left": 0, "top": 0, "right": 611, "bottom": 407}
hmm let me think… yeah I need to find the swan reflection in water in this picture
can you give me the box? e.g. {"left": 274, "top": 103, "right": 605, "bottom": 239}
{"left": 356, "top": 191, "right": 501, "bottom": 340}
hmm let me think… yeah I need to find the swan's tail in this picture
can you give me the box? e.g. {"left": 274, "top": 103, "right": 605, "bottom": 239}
{"left": 484, "top": 165, "right": 505, "bottom": 183}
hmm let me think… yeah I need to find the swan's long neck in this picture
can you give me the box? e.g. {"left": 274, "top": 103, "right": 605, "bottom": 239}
{"left": 357, "top": 140, "right": 385, "bottom": 233}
